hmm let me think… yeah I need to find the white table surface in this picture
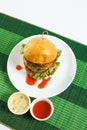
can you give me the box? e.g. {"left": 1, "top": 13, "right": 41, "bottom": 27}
{"left": 0, "top": 0, "right": 87, "bottom": 129}
{"left": 0, "top": 124, "right": 10, "bottom": 130}
{"left": 0, "top": 0, "right": 87, "bottom": 45}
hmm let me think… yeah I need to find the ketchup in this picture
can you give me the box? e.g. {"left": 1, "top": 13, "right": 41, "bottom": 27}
{"left": 16, "top": 65, "right": 51, "bottom": 88}
{"left": 33, "top": 100, "right": 52, "bottom": 119}
{"left": 16, "top": 65, "right": 23, "bottom": 70}
{"left": 38, "top": 77, "right": 51, "bottom": 89}
{"left": 26, "top": 73, "right": 37, "bottom": 85}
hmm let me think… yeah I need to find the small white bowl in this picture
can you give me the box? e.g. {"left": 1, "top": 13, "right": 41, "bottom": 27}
{"left": 7, "top": 92, "right": 31, "bottom": 115}
{"left": 30, "top": 98, "right": 54, "bottom": 121}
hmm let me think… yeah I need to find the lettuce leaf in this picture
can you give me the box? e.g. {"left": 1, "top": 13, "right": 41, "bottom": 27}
{"left": 27, "top": 62, "right": 60, "bottom": 80}
{"left": 20, "top": 44, "right": 26, "bottom": 54}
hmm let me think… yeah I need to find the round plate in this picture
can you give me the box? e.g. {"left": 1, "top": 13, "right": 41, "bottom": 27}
{"left": 7, "top": 34, "right": 77, "bottom": 98}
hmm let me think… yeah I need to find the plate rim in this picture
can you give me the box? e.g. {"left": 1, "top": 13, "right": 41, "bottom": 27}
{"left": 7, "top": 34, "right": 77, "bottom": 98}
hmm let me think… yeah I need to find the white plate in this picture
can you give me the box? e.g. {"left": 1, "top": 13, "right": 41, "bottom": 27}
{"left": 7, "top": 34, "right": 77, "bottom": 98}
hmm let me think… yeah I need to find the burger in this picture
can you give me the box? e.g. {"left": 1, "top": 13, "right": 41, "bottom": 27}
{"left": 20, "top": 36, "right": 61, "bottom": 80}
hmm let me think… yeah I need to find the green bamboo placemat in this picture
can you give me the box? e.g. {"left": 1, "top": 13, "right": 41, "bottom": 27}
{"left": 0, "top": 13, "right": 87, "bottom": 130}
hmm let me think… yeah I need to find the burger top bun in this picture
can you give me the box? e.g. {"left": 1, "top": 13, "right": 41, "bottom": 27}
{"left": 24, "top": 37, "right": 57, "bottom": 64}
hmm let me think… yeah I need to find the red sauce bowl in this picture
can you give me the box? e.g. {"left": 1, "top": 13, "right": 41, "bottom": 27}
{"left": 30, "top": 98, "right": 54, "bottom": 121}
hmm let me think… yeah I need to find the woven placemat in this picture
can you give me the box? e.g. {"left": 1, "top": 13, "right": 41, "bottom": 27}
{"left": 0, "top": 13, "right": 87, "bottom": 130}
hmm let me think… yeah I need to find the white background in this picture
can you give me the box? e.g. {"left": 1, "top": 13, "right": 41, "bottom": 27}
{"left": 0, "top": 0, "right": 87, "bottom": 129}
{"left": 0, "top": 0, "right": 87, "bottom": 45}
